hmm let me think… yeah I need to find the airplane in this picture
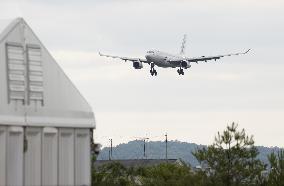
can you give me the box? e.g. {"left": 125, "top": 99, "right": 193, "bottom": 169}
{"left": 99, "top": 35, "right": 250, "bottom": 76}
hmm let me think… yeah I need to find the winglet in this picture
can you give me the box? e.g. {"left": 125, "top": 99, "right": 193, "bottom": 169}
{"left": 98, "top": 52, "right": 102, "bottom": 56}
{"left": 244, "top": 49, "right": 251, "bottom": 54}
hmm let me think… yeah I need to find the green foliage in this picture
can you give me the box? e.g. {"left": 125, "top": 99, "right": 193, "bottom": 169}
{"left": 267, "top": 150, "right": 284, "bottom": 186}
{"left": 138, "top": 162, "right": 204, "bottom": 186}
{"left": 92, "top": 123, "right": 283, "bottom": 186}
{"left": 193, "top": 122, "right": 266, "bottom": 186}
{"left": 92, "top": 162, "right": 134, "bottom": 186}
{"left": 92, "top": 161, "right": 204, "bottom": 186}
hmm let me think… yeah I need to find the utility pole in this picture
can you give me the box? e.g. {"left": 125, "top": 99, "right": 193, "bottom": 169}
{"left": 134, "top": 136, "right": 149, "bottom": 159}
{"left": 143, "top": 139, "right": 146, "bottom": 158}
{"left": 108, "top": 148, "right": 110, "bottom": 160}
{"left": 143, "top": 138, "right": 149, "bottom": 159}
{"left": 110, "top": 139, "right": 113, "bottom": 159}
{"left": 109, "top": 139, "right": 113, "bottom": 160}
{"left": 165, "top": 133, "right": 168, "bottom": 161}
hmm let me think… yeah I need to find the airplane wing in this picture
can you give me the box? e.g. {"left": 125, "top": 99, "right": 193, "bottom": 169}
{"left": 169, "top": 49, "right": 251, "bottom": 64}
{"left": 99, "top": 52, "right": 148, "bottom": 63}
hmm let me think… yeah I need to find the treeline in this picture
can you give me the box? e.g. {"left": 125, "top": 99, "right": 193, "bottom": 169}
{"left": 97, "top": 138, "right": 280, "bottom": 167}
{"left": 93, "top": 123, "right": 284, "bottom": 186}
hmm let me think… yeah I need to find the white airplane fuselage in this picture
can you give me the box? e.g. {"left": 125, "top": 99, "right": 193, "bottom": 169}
{"left": 145, "top": 50, "right": 183, "bottom": 68}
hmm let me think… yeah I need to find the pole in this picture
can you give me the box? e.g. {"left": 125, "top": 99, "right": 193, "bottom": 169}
{"left": 143, "top": 139, "right": 146, "bottom": 159}
{"left": 110, "top": 139, "right": 113, "bottom": 160}
{"left": 165, "top": 133, "right": 168, "bottom": 161}
{"left": 108, "top": 149, "right": 111, "bottom": 160}
{"left": 109, "top": 139, "right": 112, "bottom": 160}
{"left": 143, "top": 138, "right": 149, "bottom": 159}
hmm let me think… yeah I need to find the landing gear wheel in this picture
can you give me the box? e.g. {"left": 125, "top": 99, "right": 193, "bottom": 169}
{"left": 150, "top": 70, "right": 157, "bottom": 76}
{"left": 177, "top": 68, "right": 184, "bottom": 75}
{"left": 150, "top": 63, "right": 158, "bottom": 76}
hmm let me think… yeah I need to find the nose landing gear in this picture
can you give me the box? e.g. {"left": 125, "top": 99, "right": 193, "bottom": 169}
{"left": 150, "top": 63, "right": 157, "bottom": 76}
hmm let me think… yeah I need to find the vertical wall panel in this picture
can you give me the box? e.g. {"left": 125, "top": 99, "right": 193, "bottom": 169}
{"left": 1, "top": 126, "right": 92, "bottom": 186}
{"left": 75, "top": 129, "right": 91, "bottom": 186}
{"left": 24, "top": 127, "right": 41, "bottom": 186}
{"left": 0, "top": 127, "right": 6, "bottom": 186}
{"left": 42, "top": 127, "right": 58, "bottom": 186}
{"left": 7, "top": 126, "right": 23, "bottom": 186}
{"left": 59, "top": 128, "right": 74, "bottom": 186}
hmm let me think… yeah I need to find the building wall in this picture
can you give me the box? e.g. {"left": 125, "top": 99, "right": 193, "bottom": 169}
{"left": 0, "top": 18, "right": 95, "bottom": 128}
{"left": 0, "top": 18, "right": 94, "bottom": 186}
{"left": 42, "top": 127, "right": 58, "bottom": 186}
{"left": 0, "top": 126, "right": 7, "bottom": 186}
{"left": 0, "top": 126, "right": 91, "bottom": 186}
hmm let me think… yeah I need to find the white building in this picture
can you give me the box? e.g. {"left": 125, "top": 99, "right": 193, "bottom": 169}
{"left": 0, "top": 18, "right": 96, "bottom": 186}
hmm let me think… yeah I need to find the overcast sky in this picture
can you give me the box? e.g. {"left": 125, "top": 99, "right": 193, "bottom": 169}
{"left": 1, "top": 0, "right": 284, "bottom": 147}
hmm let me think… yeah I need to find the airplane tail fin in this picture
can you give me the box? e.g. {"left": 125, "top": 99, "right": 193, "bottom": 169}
{"left": 180, "top": 34, "right": 187, "bottom": 55}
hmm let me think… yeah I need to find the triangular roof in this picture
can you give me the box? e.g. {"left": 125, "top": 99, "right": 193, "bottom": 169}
{"left": 0, "top": 19, "right": 11, "bottom": 33}
{"left": 0, "top": 18, "right": 16, "bottom": 42}
{"left": 0, "top": 18, "right": 95, "bottom": 128}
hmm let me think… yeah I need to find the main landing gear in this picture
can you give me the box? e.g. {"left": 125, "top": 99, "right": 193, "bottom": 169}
{"left": 177, "top": 67, "right": 184, "bottom": 75}
{"left": 150, "top": 63, "right": 157, "bottom": 76}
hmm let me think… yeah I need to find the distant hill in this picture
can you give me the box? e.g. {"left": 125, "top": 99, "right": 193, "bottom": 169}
{"left": 97, "top": 140, "right": 281, "bottom": 167}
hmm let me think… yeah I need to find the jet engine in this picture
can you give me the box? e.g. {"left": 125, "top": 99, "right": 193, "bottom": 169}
{"left": 181, "top": 61, "right": 191, "bottom": 69}
{"left": 133, "top": 60, "right": 143, "bottom": 69}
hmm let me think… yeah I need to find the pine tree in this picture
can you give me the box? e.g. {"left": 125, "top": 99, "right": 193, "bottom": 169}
{"left": 193, "top": 122, "right": 266, "bottom": 186}
{"left": 267, "top": 150, "right": 284, "bottom": 186}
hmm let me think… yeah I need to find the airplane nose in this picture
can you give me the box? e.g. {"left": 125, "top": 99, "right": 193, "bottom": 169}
{"left": 145, "top": 55, "right": 151, "bottom": 61}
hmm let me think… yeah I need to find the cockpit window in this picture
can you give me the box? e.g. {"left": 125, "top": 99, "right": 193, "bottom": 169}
{"left": 147, "top": 51, "right": 154, "bottom": 54}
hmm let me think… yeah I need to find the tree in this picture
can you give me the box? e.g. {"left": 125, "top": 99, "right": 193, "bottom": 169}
{"left": 193, "top": 122, "right": 266, "bottom": 186}
{"left": 138, "top": 162, "right": 204, "bottom": 186}
{"left": 92, "top": 162, "right": 133, "bottom": 186}
{"left": 267, "top": 150, "right": 284, "bottom": 186}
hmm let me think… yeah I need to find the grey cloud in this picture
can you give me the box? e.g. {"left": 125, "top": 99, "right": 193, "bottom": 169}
{"left": 15, "top": 0, "right": 284, "bottom": 146}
